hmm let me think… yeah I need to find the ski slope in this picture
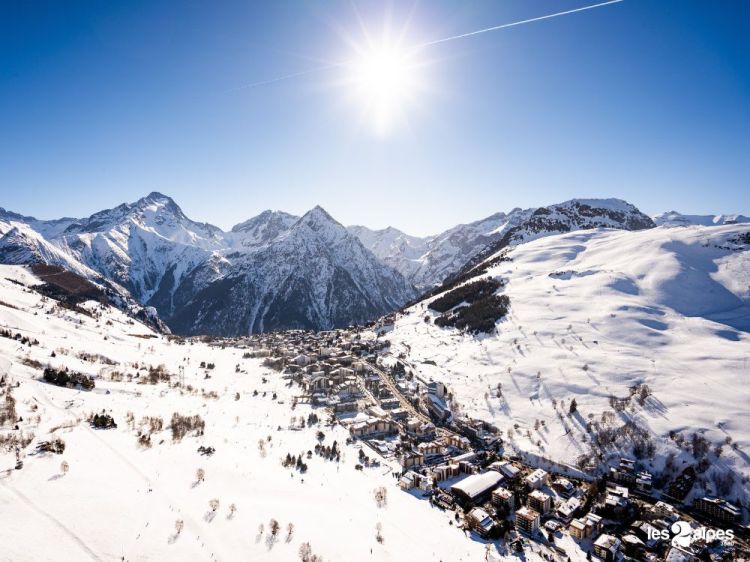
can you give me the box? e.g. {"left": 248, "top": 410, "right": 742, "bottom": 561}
{"left": 0, "top": 266, "right": 504, "bottom": 562}
{"left": 384, "top": 224, "right": 750, "bottom": 503}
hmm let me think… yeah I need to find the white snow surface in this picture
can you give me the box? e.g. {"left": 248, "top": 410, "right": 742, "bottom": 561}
{"left": 0, "top": 265, "right": 552, "bottom": 562}
{"left": 653, "top": 211, "right": 750, "bottom": 227}
{"left": 383, "top": 224, "right": 750, "bottom": 502}
{"left": 351, "top": 198, "right": 655, "bottom": 289}
{"left": 1, "top": 195, "right": 415, "bottom": 334}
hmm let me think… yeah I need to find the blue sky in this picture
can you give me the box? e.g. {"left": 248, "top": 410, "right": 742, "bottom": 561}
{"left": 1, "top": 0, "right": 748, "bottom": 236}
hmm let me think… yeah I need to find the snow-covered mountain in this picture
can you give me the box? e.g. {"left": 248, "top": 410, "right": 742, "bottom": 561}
{"left": 350, "top": 212, "right": 529, "bottom": 290}
{"left": 653, "top": 210, "right": 750, "bottom": 227}
{"left": 0, "top": 194, "right": 416, "bottom": 335}
{"left": 165, "top": 206, "right": 416, "bottom": 335}
{"left": 0, "top": 265, "right": 489, "bottom": 562}
{"left": 351, "top": 199, "right": 655, "bottom": 290}
{"left": 381, "top": 222, "right": 750, "bottom": 502}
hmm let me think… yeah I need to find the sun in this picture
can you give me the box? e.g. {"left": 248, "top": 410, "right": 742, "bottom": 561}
{"left": 346, "top": 39, "right": 424, "bottom": 136}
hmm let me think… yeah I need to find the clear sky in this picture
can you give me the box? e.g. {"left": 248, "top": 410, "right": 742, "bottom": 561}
{"left": 1, "top": 0, "right": 748, "bottom": 236}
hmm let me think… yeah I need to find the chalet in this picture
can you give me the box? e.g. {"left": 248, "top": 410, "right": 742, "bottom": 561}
{"left": 525, "top": 468, "right": 549, "bottom": 490}
{"left": 552, "top": 478, "right": 575, "bottom": 498}
{"left": 380, "top": 398, "right": 401, "bottom": 410}
{"left": 651, "top": 501, "right": 679, "bottom": 522}
{"left": 494, "top": 460, "right": 521, "bottom": 481}
{"left": 452, "top": 451, "right": 478, "bottom": 464}
{"left": 528, "top": 490, "right": 552, "bottom": 514}
{"left": 466, "top": 507, "right": 496, "bottom": 538}
{"left": 405, "top": 418, "right": 436, "bottom": 440}
{"left": 569, "top": 518, "right": 589, "bottom": 540}
{"left": 515, "top": 506, "right": 540, "bottom": 536}
{"left": 593, "top": 534, "right": 621, "bottom": 562}
{"left": 450, "top": 470, "right": 504, "bottom": 506}
{"left": 399, "top": 470, "right": 421, "bottom": 490}
{"left": 569, "top": 513, "right": 602, "bottom": 540}
{"left": 556, "top": 497, "right": 581, "bottom": 522}
{"left": 603, "top": 485, "right": 630, "bottom": 517}
{"left": 631, "top": 520, "right": 662, "bottom": 547}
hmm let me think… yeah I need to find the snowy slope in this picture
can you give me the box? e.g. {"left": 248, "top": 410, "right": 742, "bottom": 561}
{"left": 382, "top": 224, "right": 750, "bottom": 503}
{"left": 0, "top": 265, "right": 514, "bottom": 562}
{"left": 352, "top": 199, "right": 654, "bottom": 290}
{"left": 168, "top": 207, "right": 416, "bottom": 335}
{"left": 653, "top": 210, "right": 750, "bottom": 227}
{"left": 227, "top": 209, "right": 298, "bottom": 248}
{"left": 0, "top": 195, "right": 415, "bottom": 335}
{"left": 350, "top": 212, "right": 527, "bottom": 290}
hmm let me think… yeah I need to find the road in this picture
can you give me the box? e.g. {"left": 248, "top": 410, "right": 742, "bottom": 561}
{"left": 368, "top": 362, "right": 458, "bottom": 439}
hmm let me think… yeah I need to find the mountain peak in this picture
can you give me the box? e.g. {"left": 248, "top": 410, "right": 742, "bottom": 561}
{"left": 299, "top": 205, "right": 339, "bottom": 226}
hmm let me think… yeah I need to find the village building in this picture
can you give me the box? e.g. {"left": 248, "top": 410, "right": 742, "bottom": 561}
{"left": 594, "top": 534, "right": 622, "bottom": 562}
{"left": 515, "top": 506, "right": 540, "bottom": 536}
{"left": 399, "top": 450, "right": 425, "bottom": 470}
{"left": 450, "top": 470, "right": 504, "bottom": 506}
{"left": 528, "top": 490, "right": 552, "bottom": 514}
{"left": 466, "top": 507, "right": 496, "bottom": 538}
{"left": 493, "top": 460, "right": 521, "bottom": 481}
{"left": 552, "top": 478, "right": 575, "bottom": 498}
{"left": 556, "top": 496, "right": 581, "bottom": 522}
{"left": 621, "top": 534, "right": 646, "bottom": 558}
{"left": 349, "top": 418, "right": 397, "bottom": 438}
{"left": 603, "top": 485, "right": 630, "bottom": 517}
{"left": 569, "top": 513, "right": 602, "bottom": 540}
{"left": 491, "top": 486, "right": 515, "bottom": 512}
{"left": 693, "top": 496, "right": 741, "bottom": 524}
{"left": 651, "top": 501, "right": 679, "bottom": 522}
{"left": 524, "top": 468, "right": 549, "bottom": 490}
{"left": 417, "top": 441, "right": 444, "bottom": 458}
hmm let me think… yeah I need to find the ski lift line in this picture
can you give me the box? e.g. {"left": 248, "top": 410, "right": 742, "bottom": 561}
{"left": 231, "top": 0, "right": 625, "bottom": 91}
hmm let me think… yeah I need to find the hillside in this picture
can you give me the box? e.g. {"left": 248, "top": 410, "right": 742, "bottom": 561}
{"left": 352, "top": 199, "right": 655, "bottom": 290}
{"left": 380, "top": 224, "right": 750, "bottom": 503}
{"left": 0, "top": 195, "right": 416, "bottom": 335}
{"left": 0, "top": 265, "right": 500, "bottom": 562}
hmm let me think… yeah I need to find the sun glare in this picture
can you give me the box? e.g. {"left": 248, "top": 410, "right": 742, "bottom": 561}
{"left": 347, "top": 40, "right": 424, "bottom": 136}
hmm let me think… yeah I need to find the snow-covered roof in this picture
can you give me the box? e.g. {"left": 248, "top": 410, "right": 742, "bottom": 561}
{"left": 450, "top": 471, "right": 503, "bottom": 500}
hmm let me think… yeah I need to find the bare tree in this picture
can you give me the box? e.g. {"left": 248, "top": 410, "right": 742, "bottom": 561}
{"left": 269, "top": 518, "right": 280, "bottom": 537}
{"left": 228, "top": 503, "right": 237, "bottom": 519}
{"left": 375, "top": 522, "right": 384, "bottom": 543}
{"left": 209, "top": 498, "right": 220, "bottom": 512}
{"left": 60, "top": 460, "right": 69, "bottom": 475}
{"left": 196, "top": 467, "right": 205, "bottom": 483}
{"left": 286, "top": 522, "right": 294, "bottom": 542}
{"left": 175, "top": 519, "right": 184, "bottom": 535}
{"left": 373, "top": 486, "right": 388, "bottom": 508}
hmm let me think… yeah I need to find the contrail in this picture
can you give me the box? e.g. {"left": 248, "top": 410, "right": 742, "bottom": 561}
{"left": 231, "top": 0, "right": 624, "bottom": 91}
{"left": 419, "top": 0, "right": 624, "bottom": 47}
{"left": 227, "top": 64, "right": 343, "bottom": 92}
